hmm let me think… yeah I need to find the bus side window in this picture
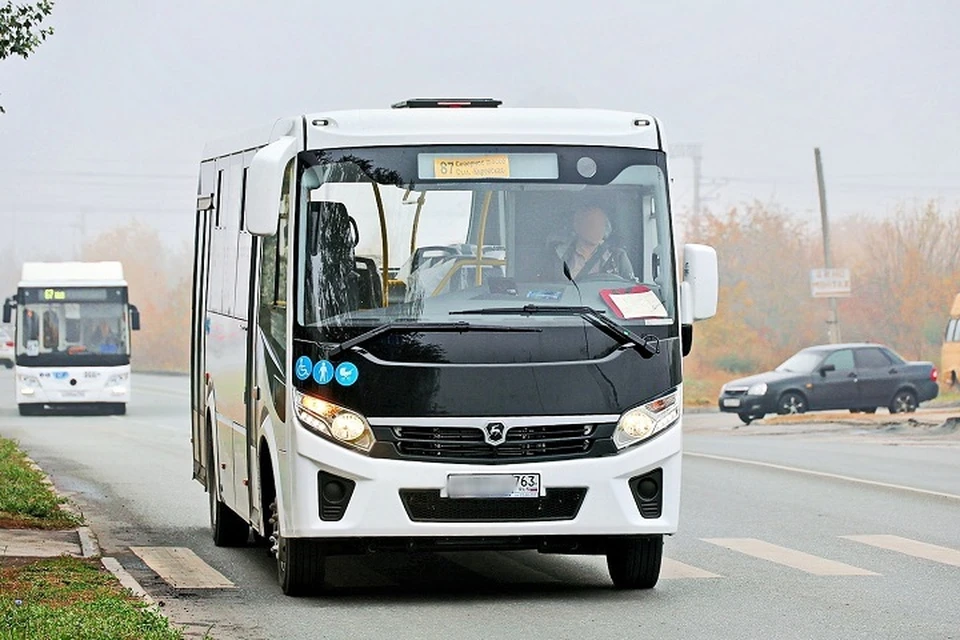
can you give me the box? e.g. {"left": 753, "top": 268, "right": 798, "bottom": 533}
{"left": 22, "top": 309, "right": 39, "bottom": 346}
{"left": 258, "top": 159, "right": 293, "bottom": 361}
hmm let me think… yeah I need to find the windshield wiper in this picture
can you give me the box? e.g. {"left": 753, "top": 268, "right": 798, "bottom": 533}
{"left": 323, "top": 320, "right": 541, "bottom": 359}
{"left": 450, "top": 305, "right": 660, "bottom": 359}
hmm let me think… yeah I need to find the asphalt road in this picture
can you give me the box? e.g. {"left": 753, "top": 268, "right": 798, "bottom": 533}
{"left": 1, "top": 370, "right": 958, "bottom": 640}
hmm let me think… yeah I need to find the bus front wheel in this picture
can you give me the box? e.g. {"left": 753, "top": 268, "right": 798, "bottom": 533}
{"left": 606, "top": 535, "right": 663, "bottom": 589}
{"left": 271, "top": 499, "right": 325, "bottom": 596}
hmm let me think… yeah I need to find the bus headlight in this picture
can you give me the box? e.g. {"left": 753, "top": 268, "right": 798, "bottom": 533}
{"left": 294, "top": 391, "right": 375, "bottom": 453}
{"left": 614, "top": 390, "right": 681, "bottom": 449}
{"left": 19, "top": 375, "right": 40, "bottom": 395}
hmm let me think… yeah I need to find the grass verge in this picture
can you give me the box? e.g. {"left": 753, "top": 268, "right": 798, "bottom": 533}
{"left": 0, "top": 438, "right": 80, "bottom": 530}
{"left": 0, "top": 556, "right": 186, "bottom": 640}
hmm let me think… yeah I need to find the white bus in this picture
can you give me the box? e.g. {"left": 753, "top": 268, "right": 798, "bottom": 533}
{"left": 3, "top": 262, "right": 141, "bottom": 415}
{"left": 191, "top": 98, "right": 718, "bottom": 596}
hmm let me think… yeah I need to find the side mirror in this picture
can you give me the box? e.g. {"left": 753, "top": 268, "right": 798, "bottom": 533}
{"left": 129, "top": 305, "right": 141, "bottom": 331}
{"left": 245, "top": 136, "right": 299, "bottom": 236}
{"left": 2, "top": 296, "right": 14, "bottom": 324}
{"left": 680, "top": 243, "right": 719, "bottom": 325}
{"left": 819, "top": 363, "right": 836, "bottom": 376}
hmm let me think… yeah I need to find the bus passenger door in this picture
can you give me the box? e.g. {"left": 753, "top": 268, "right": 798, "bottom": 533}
{"left": 192, "top": 164, "right": 216, "bottom": 486}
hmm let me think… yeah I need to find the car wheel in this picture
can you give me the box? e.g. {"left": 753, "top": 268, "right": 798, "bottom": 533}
{"left": 849, "top": 409, "right": 861, "bottom": 414}
{"left": 606, "top": 535, "right": 663, "bottom": 589}
{"left": 889, "top": 389, "right": 918, "bottom": 414}
{"left": 777, "top": 392, "right": 807, "bottom": 415}
{"left": 738, "top": 412, "right": 754, "bottom": 425}
{"left": 863, "top": 408, "right": 877, "bottom": 414}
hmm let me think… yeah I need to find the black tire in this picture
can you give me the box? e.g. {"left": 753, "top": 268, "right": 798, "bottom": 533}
{"left": 738, "top": 412, "right": 754, "bottom": 425}
{"left": 272, "top": 500, "right": 325, "bottom": 596}
{"left": 863, "top": 408, "right": 877, "bottom": 414}
{"left": 606, "top": 535, "right": 663, "bottom": 590}
{"left": 889, "top": 389, "right": 918, "bottom": 414}
{"left": 777, "top": 392, "right": 807, "bottom": 415}
{"left": 849, "top": 409, "right": 861, "bottom": 414}
{"left": 207, "top": 430, "right": 249, "bottom": 547}
{"left": 2, "top": 361, "right": 12, "bottom": 369}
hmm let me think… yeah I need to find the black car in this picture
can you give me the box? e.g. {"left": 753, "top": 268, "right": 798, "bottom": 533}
{"left": 718, "top": 343, "right": 939, "bottom": 425}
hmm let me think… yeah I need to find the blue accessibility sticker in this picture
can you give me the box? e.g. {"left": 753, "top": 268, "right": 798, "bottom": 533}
{"left": 53, "top": 371, "right": 69, "bottom": 380}
{"left": 313, "top": 360, "right": 335, "bottom": 385}
{"left": 335, "top": 362, "right": 359, "bottom": 387}
{"left": 294, "top": 356, "right": 313, "bottom": 381}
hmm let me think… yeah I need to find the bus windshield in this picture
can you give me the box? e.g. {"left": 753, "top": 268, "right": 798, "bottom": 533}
{"left": 18, "top": 301, "right": 130, "bottom": 359}
{"left": 294, "top": 145, "right": 677, "bottom": 346}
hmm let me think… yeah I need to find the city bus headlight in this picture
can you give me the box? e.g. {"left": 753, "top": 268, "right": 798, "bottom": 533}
{"left": 614, "top": 390, "right": 681, "bottom": 449}
{"left": 294, "top": 391, "right": 375, "bottom": 453}
{"left": 105, "top": 374, "right": 129, "bottom": 395}
{"left": 18, "top": 375, "right": 40, "bottom": 396}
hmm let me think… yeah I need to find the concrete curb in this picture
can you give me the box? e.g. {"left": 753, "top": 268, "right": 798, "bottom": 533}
{"left": 77, "top": 526, "right": 100, "bottom": 558}
{"left": 101, "top": 557, "right": 156, "bottom": 606}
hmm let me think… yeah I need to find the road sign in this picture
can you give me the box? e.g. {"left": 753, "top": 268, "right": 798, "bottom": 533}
{"left": 810, "top": 268, "right": 851, "bottom": 298}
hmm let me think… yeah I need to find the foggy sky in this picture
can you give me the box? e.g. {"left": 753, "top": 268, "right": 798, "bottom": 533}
{"left": 1, "top": 0, "right": 958, "bottom": 277}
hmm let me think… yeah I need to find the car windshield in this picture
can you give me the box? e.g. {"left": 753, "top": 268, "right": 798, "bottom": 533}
{"left": 294, "top": 145, "right": 677, "bottom": 346}
{"left": 775, "top": 350, "right": 822, "bottom": 373}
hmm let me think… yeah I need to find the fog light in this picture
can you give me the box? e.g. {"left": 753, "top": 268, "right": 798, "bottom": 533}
{"left": 322, "top": 480, "right": 347, "bottom": 503}
{"left": 637, "top": 478, "right": 659, "bottom": 500}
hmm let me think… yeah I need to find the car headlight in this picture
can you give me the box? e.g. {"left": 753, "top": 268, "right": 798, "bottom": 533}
{"left": 614, "top": 389, "right": 681, "bottom": 449}
{"left": 294, "top": 391, "right": 375, "bottom": 452}
{"left": 747, "top": 382, "right": 767, "bottom": 396}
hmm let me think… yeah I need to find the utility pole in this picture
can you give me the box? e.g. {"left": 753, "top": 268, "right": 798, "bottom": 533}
{"left": 672, "top": 143, "right": 703, "bottom": 231}
{"left": 814, "top": 147, "right": 841, "bottom": 344}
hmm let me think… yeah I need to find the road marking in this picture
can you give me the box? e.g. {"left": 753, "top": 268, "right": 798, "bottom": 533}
{"left": 660, "top": 558, "right": 721, "bottom": 579}
{"left": 842, "top": 535, "right": 960, "bottom": 568}
{"left": 702, "top": 538, "right": 878, "bottom": 576}
{"left": 686, "top": 452, "right": 960, "bottom": 502}
{"left": 130, "top": 546, "right": 235, "bottom": 589}
{"left": 102, "top": 557, "right": 155, "bottom": 605}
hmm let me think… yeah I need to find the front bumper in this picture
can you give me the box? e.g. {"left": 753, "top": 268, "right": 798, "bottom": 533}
{"left": 278, "top": 419, "right": 683, "bottom": 540}
{"left": 15, "top": 366, "right": 131, "bottom": 405}
{"left": 717, "top": 393, "right": 769, "bottom": 416}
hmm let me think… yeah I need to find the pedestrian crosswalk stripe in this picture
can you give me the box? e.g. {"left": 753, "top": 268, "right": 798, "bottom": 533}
{"left": 842, "top": 535, "right": 960, "bottom": 568}
{"left": 701, "top": 538, "right": 879, "bottom": 576}
{"left": 130, "top": 546, "right": 235, "bottom": 589}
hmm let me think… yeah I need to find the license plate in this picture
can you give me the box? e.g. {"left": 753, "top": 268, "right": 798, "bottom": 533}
{"left": 722, "top": 398, "right": 741, "bottom": 407}
{"left": 446, "top": 473, "right": 541, "bottom": 499}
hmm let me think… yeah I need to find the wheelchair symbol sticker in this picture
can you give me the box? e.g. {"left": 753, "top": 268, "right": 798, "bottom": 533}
{"left": 295, "top": 356, "right": 313, "bottom": 381}
{"left": 335, "top": 362, "right": 359, "bottom": 387}
{"left": 313, "top": 360, "right": 334, "bottom": 385}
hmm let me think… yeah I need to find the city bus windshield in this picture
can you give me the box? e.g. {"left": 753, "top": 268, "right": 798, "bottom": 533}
{"left": 17, "top": 301, "right": 130, "bottom": 360}
{"left": 294, "top": 145, "right": 677, "bottom": 348}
